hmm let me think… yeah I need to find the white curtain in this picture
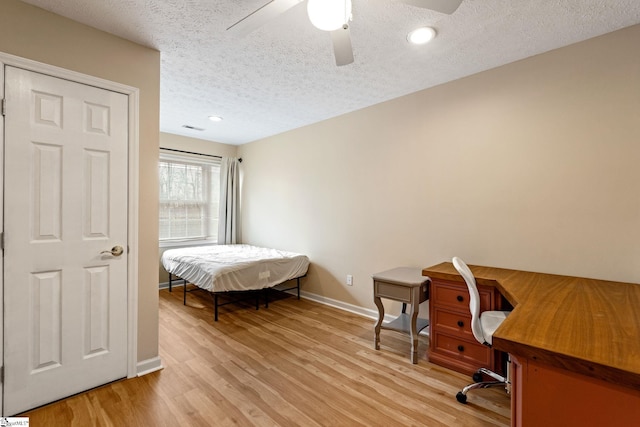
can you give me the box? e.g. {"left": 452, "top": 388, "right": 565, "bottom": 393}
{"left": 218, "top": 157, "right": 241, "bottom": 244}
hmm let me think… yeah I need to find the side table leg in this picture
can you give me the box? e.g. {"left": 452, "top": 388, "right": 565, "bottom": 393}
{"left": 410, "top": 288, "right": 420, "bottom": 364}
{"left": 410, "top": 308, "right": 419, "bottom": 363}
{"left": 374, "top": 295, "right": 384, "bottom": 350}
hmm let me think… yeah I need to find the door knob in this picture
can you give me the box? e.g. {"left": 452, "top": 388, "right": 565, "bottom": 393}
{"left": 101, "top": 245, "right": 124, "bottom": 256}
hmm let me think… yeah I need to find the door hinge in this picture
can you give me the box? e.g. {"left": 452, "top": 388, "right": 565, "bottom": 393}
{"left": 0, "top": 232, "right": 3, "bottom": 251}
{"left": 1, "top": 98, "right": 5, "bottom": 116}
{"left": 0, "top": 366, "right": 4, "bottom": 384}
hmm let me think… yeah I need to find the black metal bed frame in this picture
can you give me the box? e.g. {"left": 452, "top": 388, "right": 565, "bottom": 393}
{"left": 168, "top": 273, "right": 304, "bottom": 321}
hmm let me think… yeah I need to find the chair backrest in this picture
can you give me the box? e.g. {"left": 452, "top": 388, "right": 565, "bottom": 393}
{"left": 452, "top": 257, "right": 485, "bottom": 344}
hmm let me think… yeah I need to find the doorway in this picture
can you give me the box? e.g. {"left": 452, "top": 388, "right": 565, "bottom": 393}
{"left": 1, "top": 54, "right": 139, "bottom": 416}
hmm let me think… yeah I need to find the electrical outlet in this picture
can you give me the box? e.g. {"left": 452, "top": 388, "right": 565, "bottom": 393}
{"left": 346, "top": 274, "right": 353, "bottom": 286}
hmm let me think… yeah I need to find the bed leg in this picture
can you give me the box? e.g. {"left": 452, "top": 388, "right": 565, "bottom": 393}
{"left": 183, "top": 281, "right": 187, "bottom": 305}
{"left": 214, "top": 293, "right": 219, "bottom": 321}
{"left": 256, "top": 291, "right": 260, "bottom": 310}
{"left": 169, "top": 274, "right": 173, "bottom": 292}
{"left": 265, "top": 288, "right": 269, "bottom": 308}
{"left": 297, "top": 277, "right": 301, "bottom": 300}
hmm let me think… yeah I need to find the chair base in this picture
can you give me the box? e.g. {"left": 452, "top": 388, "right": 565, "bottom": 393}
{"left": 456, "top": 367, "right": 510, "bottom": 404}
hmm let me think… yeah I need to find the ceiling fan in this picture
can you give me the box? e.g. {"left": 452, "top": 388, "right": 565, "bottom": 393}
{"left": 227, "top": 0, "right": 463, "bottom": 66}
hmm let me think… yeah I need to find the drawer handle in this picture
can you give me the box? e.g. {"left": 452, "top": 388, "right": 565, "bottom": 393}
{"left": 457, "top": 320, "right": 464, "bottom": 327}
{"left": 457, "top": 345, "right": 464, "bottom": 352}
{"left": 456, "top": 295, "right": 464, "bottom": 302}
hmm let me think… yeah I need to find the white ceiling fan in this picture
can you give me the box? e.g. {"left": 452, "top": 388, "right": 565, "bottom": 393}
{"left": 227, "top": 0, "right": 463, "bottom": 66}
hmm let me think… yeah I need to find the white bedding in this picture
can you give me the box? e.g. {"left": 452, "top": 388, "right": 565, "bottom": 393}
{"left": 161, "top": 244, "right": 309, "bottom": 292}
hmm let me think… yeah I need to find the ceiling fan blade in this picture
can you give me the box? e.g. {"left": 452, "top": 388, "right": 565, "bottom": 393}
{"left": 331, "top": 26, "right": 354, "bottom": 66}
{"left": 227, "top": 0, "right": 303, "bottom": 36}
{"left": 401, "top": 0, "right": 463, "bottom": 14}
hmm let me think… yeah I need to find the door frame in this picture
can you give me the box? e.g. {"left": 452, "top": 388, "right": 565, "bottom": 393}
{"left": 0, "top": 52, "right": 140, "bottom": 407}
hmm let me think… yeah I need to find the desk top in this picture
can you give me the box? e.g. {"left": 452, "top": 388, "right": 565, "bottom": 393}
{"left": 422, "top": 262, "right": 640, "bottom": 389}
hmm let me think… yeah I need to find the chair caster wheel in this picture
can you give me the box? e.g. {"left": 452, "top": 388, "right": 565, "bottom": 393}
{"left": 472, "top": 372, "right": 484, "bottom": 382}
{"left": 456, "top": 391, "right": 467, "bottom": 404}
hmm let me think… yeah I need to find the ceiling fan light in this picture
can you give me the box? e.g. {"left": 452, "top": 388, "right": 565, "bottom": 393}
{"left": 407, "top": 26, "right": 436, "bottom": 45}
{"left": 307, "top": 0, "right": 352, "bottom": 32}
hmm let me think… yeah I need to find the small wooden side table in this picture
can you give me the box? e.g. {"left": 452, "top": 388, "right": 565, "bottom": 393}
{"left": 373, "top": 267, "right": 430, "bottom": 364}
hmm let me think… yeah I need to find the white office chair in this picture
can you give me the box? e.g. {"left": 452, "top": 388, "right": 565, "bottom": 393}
{"left": 452, "top": 257, "right": 511, "bottom": 404}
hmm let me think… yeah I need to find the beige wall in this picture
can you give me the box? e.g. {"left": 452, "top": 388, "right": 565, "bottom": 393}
{"left": 238, "top": 25, "right": 640, "bottom": 313}
{"left": 0, "top": 0, "right": 161, "bottom": 362}
{"left": 158, "top": 132, "right": 238, "bottom": 283}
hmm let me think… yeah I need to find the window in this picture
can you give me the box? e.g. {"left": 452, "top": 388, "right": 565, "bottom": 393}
{"left": 159, "top": 150, "right": 221, "bottom": 243}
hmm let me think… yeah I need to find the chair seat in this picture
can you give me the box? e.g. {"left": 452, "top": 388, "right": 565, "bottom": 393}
{"left": 480, "top": 311, "right": 510, "bottom": 345}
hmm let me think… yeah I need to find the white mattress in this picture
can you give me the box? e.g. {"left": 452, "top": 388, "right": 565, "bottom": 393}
{"left": 161, "top": 244, "right": 309, "bottom": 292}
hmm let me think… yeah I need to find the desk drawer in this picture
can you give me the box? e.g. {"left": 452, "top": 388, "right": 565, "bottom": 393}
{"left": 432, "top": 307, "right": 474, "bottom": 341}
{"left": 374, "top": 281, "right": 411, "bottom": 302}
{"left": 432, "top": 280, "right": 491, "bottom": 312}
{"left": 432, "top": 332, "right": 491, "bottom": 367}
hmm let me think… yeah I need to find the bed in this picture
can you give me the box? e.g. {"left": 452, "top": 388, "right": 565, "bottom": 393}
{"left": 161, "top": 244, "right": 310, "bottom": 320}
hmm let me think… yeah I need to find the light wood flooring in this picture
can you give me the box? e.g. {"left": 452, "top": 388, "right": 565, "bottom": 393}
{"left": 23, "top": 286, "right": 511, "bottom": 426}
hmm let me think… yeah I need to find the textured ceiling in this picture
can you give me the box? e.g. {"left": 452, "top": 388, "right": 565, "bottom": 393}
{"left": 18, "top": 0, "right": 640, "bottom": 145}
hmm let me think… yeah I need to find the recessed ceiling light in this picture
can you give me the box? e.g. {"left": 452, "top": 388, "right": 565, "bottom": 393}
{"left": 407, "top": 27, "right": 436, "bottom": 45}
{"left": 208, "top": 115, "right": 223, "bottom": 122}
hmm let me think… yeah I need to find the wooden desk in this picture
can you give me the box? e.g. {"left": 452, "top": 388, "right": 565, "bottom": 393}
{"left": 373, "top": 267, "right": 429, "bottom": 364}
{"left": 422, "top": 262, "right": 640, "bottom": 426}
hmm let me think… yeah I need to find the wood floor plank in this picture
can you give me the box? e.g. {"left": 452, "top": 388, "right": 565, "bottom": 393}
{"left": 22, "top": 288, "right": 510, "bottom": 426}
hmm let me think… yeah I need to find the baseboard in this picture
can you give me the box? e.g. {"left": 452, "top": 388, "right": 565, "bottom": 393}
{"left": 296, "top": 290, "right": 428, "bottom": 336}
{"left": 159, "top": 281, "right": 184, "bottom": 290}
{"left": 157, "top": 283, "right": 427, "bottom": 336}
{"left": 137, "top": 356, "right": 163, "bottom": 376}
{"left": 296, "top": 289, "right": 381, "bottom": 320}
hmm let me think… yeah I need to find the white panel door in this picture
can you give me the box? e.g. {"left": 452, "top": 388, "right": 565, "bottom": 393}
{"left": 3, "top": 66, "right": 128, "bottom": 415}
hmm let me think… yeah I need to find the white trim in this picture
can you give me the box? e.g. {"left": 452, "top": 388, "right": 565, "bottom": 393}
{"left": 0, "top": 53, "right": 5, "bottom": 416}
{"left": 159, "top": 281, "right": 185, "bottom": 290}
{"left": 136, "top": 357, "right": 164, "bottom": 377}
{"left": 0, "top": 52, "right": 142, "bottom": 384}
{"left": 159, "top": 281, "right": 427, "bottom": 335}
{"left": 126, "top": 81, "right": 141, "bottom": 380}
{"left": 297, "top": 290, "right": 429, "bottom": 335}
{"left": 298, "top": 289, "right": 384, "bottom": 320}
